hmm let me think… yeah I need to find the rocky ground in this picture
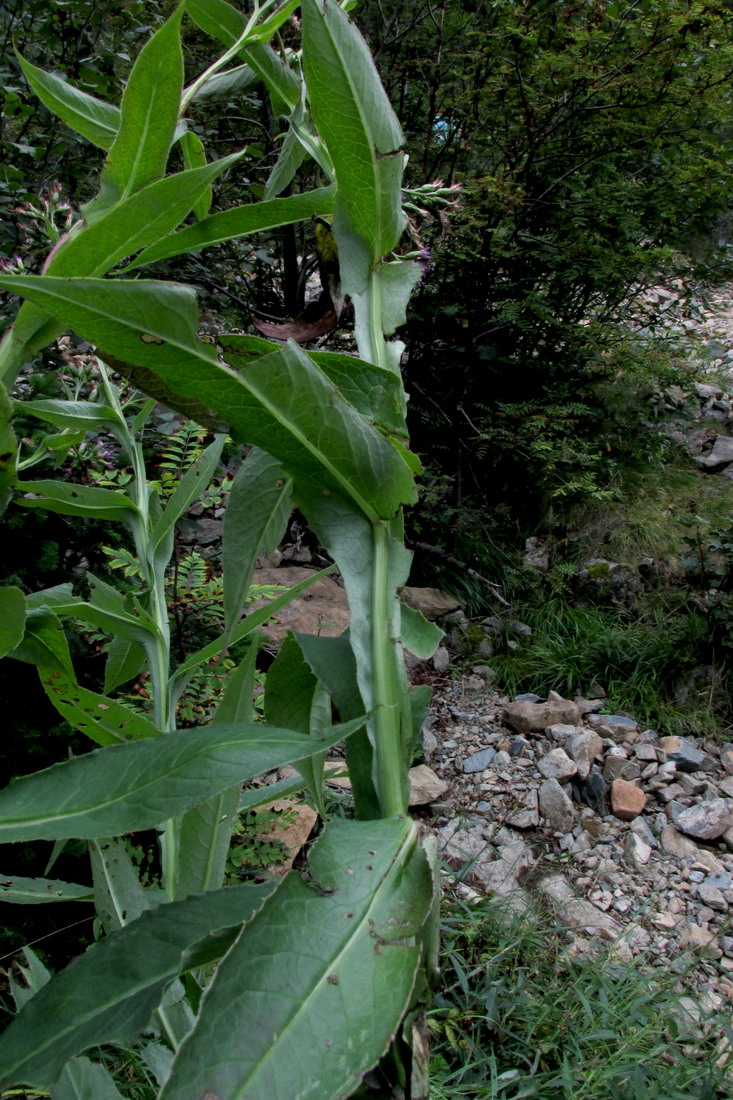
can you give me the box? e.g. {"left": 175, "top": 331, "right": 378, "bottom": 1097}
{"left": 406, "top": 663, "right": 733, "bottom": 1030}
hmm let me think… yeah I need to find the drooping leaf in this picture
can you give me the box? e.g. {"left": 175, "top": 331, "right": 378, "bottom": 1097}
{"left": 180, "top": 130, "right": 211, "bottom": 220}
{"left": 222, "top": 447, "right": 292, "bottom": 639}
{"left": 264, "top": 634, "right": 330, "bottom": 815}
{"left": 400, "top": 603, "right": 443, "bottom": 658}
{"left": 87, "top": 7, "right": 185, "bottom": 220}
{"left": 52, "top": 1056, "right": 126, "bottom": 1100}
{"left": 40, "top": 666, "right": 160, "bottom": 746}
{"left": 0, "top": 876, "right": 93, "bottom": 905}
{"left": 0, "top": 586, "right": 26, "bottom": 659}
{"left": 17, "top": 480, "right": 139, "bottom": 524}
{"left": 160, "top": 818, "right": 432, "bottom": 1100}
{"left": 0, "top": 716, "right": 364, "bottom": 843}
{"left": 264, "top": 126, "right": 307, "bottom": 199}
{"left": 7, "top": 948, "right": 52, "bottom": 1013}
{"left": 0, "top": 883, "right": 275, "bottom": 1090}
{"left": 8, "top": 608, "right": 74, "bottom": 676}
{"left": 17, "top": 53, "right": 120, "bottom": 150}
{"left": 103, "top": 636, "right": 146, "bottom": 694}
{"left": 122, "top": 186, "right": 335, "bottom": 271}
{"left": 0, "top": 276, "right": 416, "bottom": 520}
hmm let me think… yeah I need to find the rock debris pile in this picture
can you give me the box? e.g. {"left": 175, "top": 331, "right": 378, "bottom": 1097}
{"left": 418, "top": 673, "right": 733, "bottom": 1006}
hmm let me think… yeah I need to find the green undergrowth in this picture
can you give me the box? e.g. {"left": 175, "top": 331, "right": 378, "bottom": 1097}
{"left": 429, "top": 895, "right": 733, "bottom": 1100}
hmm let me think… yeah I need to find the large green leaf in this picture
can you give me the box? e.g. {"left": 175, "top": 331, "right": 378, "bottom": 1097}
{"left": 160, "top": 818, "right": 432, "bottom": 1100}
{"left": 302, "top": 0, "right": 405, "bottom": 283}
{"left": 186, "top": 0, "right": 300, "bottom": 115}
{"left": 223, "top": 334, "right": 406, "bottom": 437}
{"left": 0, "top": 883, "right": 275, "bottom": 1090}
{"left": 0, "top": 876, "right": 93, "bottom": 905}
{"left": 0, "top": 716, "right": 364, "bottom": 842}
{"left": 222, "top": 446, "right": 293, "bottom": 639}
{"left": 0, "top": 276, "right": 416, "bottom": 520}
{"left": 20, "top": 399, "right": 124, "bottom": 434}
{"left": 122, "top": 186, "right": 335, "bottom": 270}
{"left": 0, "top": 586, "right": 26, "bottom": 659}
{"left": 56, "top": 154, "right": 242, "bottom": 274}
{"left": 17, "top": 53, "right": 120, "bottom": 150}
{"left": 17, "top": 480, "right": 139, "bottom": 524}
{"left": 88, "top": 7, "right": 184, "bottom": 220}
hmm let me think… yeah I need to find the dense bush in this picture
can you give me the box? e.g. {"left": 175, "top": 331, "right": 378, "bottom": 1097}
{"left": 357, "top": 0, "right": 733, "bottom": 529}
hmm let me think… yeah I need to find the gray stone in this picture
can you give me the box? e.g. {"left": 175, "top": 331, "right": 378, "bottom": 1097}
{"left": 538, "top": 748, "right": 578, "bottom": 782}
{"left": 523, "top": 537, "right": 549, "bottom": 571}
{"left": 538, "top": 874, "right": 621, "bottom": 940}
{"left": 539, "top": 778, "right": 575, "bottom": 833}
{"left": 720, "top": 747, "right": 733, "bottom": 775}
{"left": 625, "top": 832, "right": 652, "bottom": 866}
{"left": 565, "top": 730, "right": 603, "bottom": 779}
{"left": 661, "top": 826, "right": 726, "bottom": 872}
{"left": 698, "top": 883, "right": 728, "bottom": 911}
{"left": 695, "top": 434, "right": 733, "bottom": 469}
{"left": 463, "top": 748, "right": 497, "bottom": 774}
{"left": 630, "top": 816, "right": 659, "bottom": 849}
{"left": 505, "top": 790, "right": 540, "bottom": 830}
{"left": 588, "top": 713, "right": 637, "bottom": 731}
{"left": 546, "top": 723, "right": 583, "bottom": 741}
{"left": 675, "top": 799, "right": 733, "bottom": 841}
{"left": 502, "top": 698, "right": 581, "bottom": 735}
{"left": 402, "top": 586, "right": 461, "bottom": 620}
{"left": 408, "top": 765, "right": 450, "bottom": 806}
{"left": 658, "top": 736, "right": 706, "bottom": 773}
{"left": 603, "top": 756, "right": 641, "bottom": 782}
{"left": 515, "top": 692, "right": 542, "bottom": 703}
{"left": 421, "top": 728, "right": 438, "bottom": 756}
{"left": 571, "top": 767, "right": 607, "bottom": 812}
{"left": 432, "top": 645, "right": 450, "bottom": 673}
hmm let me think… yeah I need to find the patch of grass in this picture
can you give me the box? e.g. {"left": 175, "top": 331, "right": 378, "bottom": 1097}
{"left": 429, "top": 895, "right": 733, "bottom": 1099}
{"left": 489, "top": 595, "right": 726, "bottom": 735}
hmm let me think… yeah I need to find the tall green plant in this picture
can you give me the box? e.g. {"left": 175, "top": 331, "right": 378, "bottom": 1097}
{"left": 0, "top": 1, "right": 438, "bottom": 1096}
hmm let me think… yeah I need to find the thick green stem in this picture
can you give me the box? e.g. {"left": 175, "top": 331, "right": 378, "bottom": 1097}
{"left": 371, "top": 521, "right": 407, "bottom": 817}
